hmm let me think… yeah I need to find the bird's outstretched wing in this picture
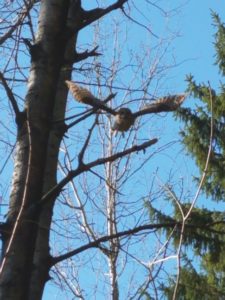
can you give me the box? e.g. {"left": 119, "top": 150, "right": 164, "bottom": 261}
{"left": 133, "top": 94, "right": 187, "bottom": 118}
{"left": 66, "top": 83, "right": 187, "bottom": 133}
{"left": 65, "top": 80, "right": 116, "bottom": 115}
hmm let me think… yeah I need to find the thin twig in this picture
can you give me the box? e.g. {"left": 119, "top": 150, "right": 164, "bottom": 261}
{"left": 0, "top": 72, "right": 20, "bottom": 119}
{"left": 78, "top": 117, "right": 98, "bottom": 165}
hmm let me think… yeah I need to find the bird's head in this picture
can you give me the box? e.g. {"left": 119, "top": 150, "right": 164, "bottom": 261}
{"left": 116, "top": 107, "right": 133, "bottom": 119}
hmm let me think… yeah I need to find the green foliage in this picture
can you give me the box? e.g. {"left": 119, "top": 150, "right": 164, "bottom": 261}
{"left": 212, "top": 11, "right": 225, "bottom": 75}
{"left": 146, "top": 201, "right": 225, "bottom": 263}
{"left": 145, "top": 200, "right": 175, "bottom": 224}
{"left": 150, "top": 197, "right": 225, "bottom": 298}
{"left": 175, "top": 12, "right": 225, "bottom": 201}
{"left": 159, "top": 11, "right": 225, "bottom": 299}
{"left": 138, "top": 290, "right": 154, "bottom": 300}
{"left": 160, "top": 262, "right": 225, "bottom": 300}
{"left": 176, "top": 73, "right": 225, "bottom": 201}
{"left": 176, "top": 205, "right": 225, "bottom": 262}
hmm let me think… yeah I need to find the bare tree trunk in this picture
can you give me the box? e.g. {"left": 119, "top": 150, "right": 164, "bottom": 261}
{"left": 106, "top": 158, "right": 119, "bottom": 300}
{"left": 0, "top": 1, "right": 76, "bottom": 299}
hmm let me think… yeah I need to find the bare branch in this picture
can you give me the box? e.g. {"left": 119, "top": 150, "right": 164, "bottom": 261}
{"left": 51, "top": 221, "right": 178, "bottom": 265}
{"left": 73, "top": 46, "right": 102, "bottom": 63}
{"left": 0, "top": 1, "right": 35, "bottom": 46}
{"left": 121, "top": 6, "right": 159, "bottom": 38}
{"left": 78, "top": 118, "right": 98, "bottom": 165}
{"left": 0, "top": 72, "right": 21, "bottom": 123}
{"left": 51, "top": 219, "right": 224, "bottom": 266}
{"left": 39, "top": 139, "right": 158, "bottom": 205}
{"left": 79, "top": 0, "right": 128, "bottom": 29}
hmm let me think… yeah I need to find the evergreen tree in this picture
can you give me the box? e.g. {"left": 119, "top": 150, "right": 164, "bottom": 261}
{"left": 157, "top": 12, "right": 225, "bottom": 299}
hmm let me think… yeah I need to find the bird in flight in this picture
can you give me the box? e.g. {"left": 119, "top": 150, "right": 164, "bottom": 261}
{"left": 65, "top": 80, "right": 187, "bottom": 132}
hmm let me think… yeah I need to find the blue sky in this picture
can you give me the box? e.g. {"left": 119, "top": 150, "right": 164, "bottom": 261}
{"left": 169, "top": 0, "right": 225, "bottom": 89}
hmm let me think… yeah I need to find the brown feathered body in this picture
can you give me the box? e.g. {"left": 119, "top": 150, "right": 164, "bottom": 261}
{"left": 112, "top": 108, "right": 135, "bottom": 132}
